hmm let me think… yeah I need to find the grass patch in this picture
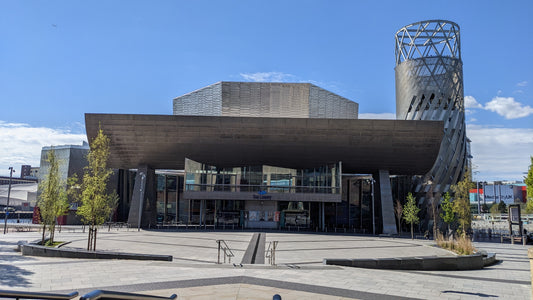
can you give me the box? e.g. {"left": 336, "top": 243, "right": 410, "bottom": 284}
{"left": 435, "top": 231, "right": 476, "bottom": 255}
{"left": 44, "top": 240, "right": 64, "bottom": 247}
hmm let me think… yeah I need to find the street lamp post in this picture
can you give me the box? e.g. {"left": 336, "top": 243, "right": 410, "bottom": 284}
{"left": 371, "top": 179, "right": 375, "bottom": 236}
{"left": 3, "top": 167, "right": 15, "bottom": 234}
{"left": 137, "top": 172, "right": 146, "bottom": 232}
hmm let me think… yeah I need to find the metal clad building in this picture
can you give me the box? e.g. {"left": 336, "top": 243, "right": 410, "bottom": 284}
{"left": 395, "top": 20, "right": 468, "bottom": 195}
{"left": 174, "top": 82, "right": 358, "bottom": 119}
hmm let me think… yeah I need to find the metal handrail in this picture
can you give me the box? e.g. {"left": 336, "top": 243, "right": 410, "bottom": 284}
{"left": 79, "top": 290, "right": 176, "bottom": 300}
{"left": 216, "top": 239, "right": 235, "bottom": 264}
{"left": 265, "top": 241, "right": 278, "bottom": 265}
{"left": 0, "top": 290, "right": 78, "bottom": 299}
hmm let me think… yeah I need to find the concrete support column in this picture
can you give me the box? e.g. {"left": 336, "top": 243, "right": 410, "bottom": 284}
{"left": 127, "top": 165, "right": 156, "bottom": 228}
{"left": 377, "top": 170, "right": 398, "bottom": 235}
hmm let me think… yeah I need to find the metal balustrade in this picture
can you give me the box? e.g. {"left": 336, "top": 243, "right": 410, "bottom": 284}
{"left": 216, "top": 239, "right": 235, "bottom": 264}
{"left": 266, "top": 241, "right": 278, "bottom": 266}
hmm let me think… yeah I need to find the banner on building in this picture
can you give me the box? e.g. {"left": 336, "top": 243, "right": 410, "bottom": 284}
{"left": 483, "top": 184, "right": 514, "bottom": 204}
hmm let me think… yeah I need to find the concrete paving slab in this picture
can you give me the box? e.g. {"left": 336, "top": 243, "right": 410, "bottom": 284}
{"left": 0, "top": 228, "right": 531, "bottom": 299}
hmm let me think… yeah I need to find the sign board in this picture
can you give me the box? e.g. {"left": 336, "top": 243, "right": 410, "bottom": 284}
{"left": 508, "top": 204, "right": 521, "bottom": 225}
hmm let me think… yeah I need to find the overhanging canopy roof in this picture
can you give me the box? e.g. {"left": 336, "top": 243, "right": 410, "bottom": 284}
{"left": 85, "top": 114, "right": 444, "bottom": 175}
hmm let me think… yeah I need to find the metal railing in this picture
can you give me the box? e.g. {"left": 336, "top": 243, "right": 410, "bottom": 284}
{"left": 265, "top": 241, "right": 278, "bottom": 266}
{"left": 0, "top": 289, "right": 176, "bottom": 300}
{"left": 216, "top": 239, "right": 235, "bottom": 264}
{"left": 0, "top": 290, "right": 78, "bottom": 299}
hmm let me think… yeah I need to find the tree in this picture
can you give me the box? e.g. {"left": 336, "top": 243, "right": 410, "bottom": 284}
{"left": 498, "top": 201, "right": 507, "bottom": 214}
{"left": 77, "top": 128, "right": 118, "bottom": 251}
{"left": 525, "top": 156, "right": 533, "bottom": 212}
{"left": 451, "top": 169, "right": 475, "bottom": 237}
{"left": 37, "top": 148, "right": 69, "bottom": 245}
{"left": 403, "top": 192, "right": 420, "bottom": 239}
{"left": 394, "top": 198, "right": 403, "bottom": 234}
{"left": 481, "top": 203, "right": 489, "bottom": 213}
{"left": 440, "top": 192, "right": 455, "bottom": 236}
{"left": 489, "top": 202, "right": 499, "bottom": 219}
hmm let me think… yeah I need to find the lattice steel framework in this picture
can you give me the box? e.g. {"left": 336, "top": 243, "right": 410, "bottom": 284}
{"left": 395, "top": 20, "right": 467, "bottom": 195}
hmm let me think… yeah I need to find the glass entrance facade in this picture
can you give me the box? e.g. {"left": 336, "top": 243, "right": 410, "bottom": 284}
{"left": 131, "top": 169, "right": 376, "bottom": 232}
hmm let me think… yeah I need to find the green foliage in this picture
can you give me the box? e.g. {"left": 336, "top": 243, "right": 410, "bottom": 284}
{"left": 76, "top": 128, "right": 118, "bottom": 250}
{"left": 402, "top": 192, "right": 420, "bottom": 239}
{"left": 498, "top": 201, "right": 507, "bottom": 214}
{"left": 489, "top": 203, "right": 500, "bottom": 216}
{"left": 439, "top": 192, "right": 455, "bottom": 231}
{"left": 481, "top": 203, "right": 489, "bottom": 213}
{"left": 67, "top": 173, "right": 81, "bottom": 206}
{"left": 451, "top": 169, "right": 475, "bottom": 236}
{"left": 37, "top": 148, "right": 69, "bottom": 245}
{"left": 525, "top": 156, "right": 533, "bottom": 212}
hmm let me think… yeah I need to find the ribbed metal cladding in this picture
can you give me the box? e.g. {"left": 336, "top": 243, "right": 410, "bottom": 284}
{"left": 395, "top": 20, "right": 467, "bottom": 194}
{"left": 173, "top": 82, "right": 358, "bottom": 119}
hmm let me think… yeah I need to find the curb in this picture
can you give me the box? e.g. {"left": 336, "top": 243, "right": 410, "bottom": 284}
{"left": 324, "top": 252, "right": 495, "bottom": 271}
{"left": 21, "top": 243, "right": 173, "bottom": 261}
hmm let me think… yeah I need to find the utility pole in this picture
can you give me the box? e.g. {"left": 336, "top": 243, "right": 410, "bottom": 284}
{"left": 3, "top": 167, "right": 15, "bottom": 234}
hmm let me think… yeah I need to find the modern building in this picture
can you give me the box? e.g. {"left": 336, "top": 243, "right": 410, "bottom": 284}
{"left": 470, "top": 182, "right": 528, "bottom": 207}
{"left": 20, "top": 165, "right": 32, "bottom": 178}
{"left": 38, "top": 142, "right": 90, "bottom": 224}
{"left": 19, "top": 165, "right": 39, "bottom": 180}
{"left": 85, "top": 81, "right": 444, "bottom": 234}
{"left": 395, "top": 20, "right": 468, "bottom": 203}
{"left": 0, "top": 182, "right": 37, "bottom": 210}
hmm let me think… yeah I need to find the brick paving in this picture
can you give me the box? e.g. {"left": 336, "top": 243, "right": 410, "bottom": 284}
{"left": 0, "top": 228, "right": 531, "bottom": 299}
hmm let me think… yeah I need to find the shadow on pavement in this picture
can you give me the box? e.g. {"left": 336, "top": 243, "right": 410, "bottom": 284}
{"left": 0, "top": 264, "right": 34, "bottom": 287}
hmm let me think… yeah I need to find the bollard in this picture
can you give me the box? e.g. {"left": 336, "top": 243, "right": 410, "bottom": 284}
{"left": 527, "top": 247, "right": 533, "bottom": 295}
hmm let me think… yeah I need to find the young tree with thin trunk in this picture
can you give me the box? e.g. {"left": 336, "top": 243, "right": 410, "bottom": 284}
{"left": 403, "top": 192, "right": 420, "bottom": 239}
{"left": 525, "top": 156, "right": 533, "bottom": 212}
{"left": 37, "top": 148, "right": 68, "bottom": 245}
{"left": 77, "top": 128, "right": 118, "bottom": 251}
{"left": 440, "top": 192, "right": 454, "bottom": 237}
{"left": 451, "top": 169, "right": 475, "bottom": 237}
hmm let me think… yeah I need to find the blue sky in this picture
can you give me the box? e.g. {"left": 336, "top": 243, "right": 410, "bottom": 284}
{"left": 1, "top": 0, "right": 532, "bottom": 181}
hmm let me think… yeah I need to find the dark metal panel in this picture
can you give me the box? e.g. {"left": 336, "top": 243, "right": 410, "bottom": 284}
{"left": 85, "top": 114, "right": 444, "bottom": 175}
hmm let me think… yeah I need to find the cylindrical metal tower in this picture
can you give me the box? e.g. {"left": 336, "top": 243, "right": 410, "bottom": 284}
{"left": 395, "top": 20, "right": 467, "bottom": 194}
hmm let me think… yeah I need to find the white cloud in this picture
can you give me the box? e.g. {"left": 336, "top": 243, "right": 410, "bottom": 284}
{"left": 467, "top": 124, "right": 533, "bottom": 181}
{"left": 464, "top": 95, "right": 483, "bottom": 109}
{"left": 240, "top": 72, "right": 296, "bottom": 82}
{"left": 484, "top": 96, "right": 533, "bottom": 119}
{"left": 517, "top": 81, "right": 528, "bottom": 87}
{"left": 358, "top": 113, "right": 396, "bottom": 119}
{"left": 0, "top": 121, "right": 87, "bottom": 177}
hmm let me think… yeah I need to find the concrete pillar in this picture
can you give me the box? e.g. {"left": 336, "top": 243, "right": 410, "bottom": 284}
{"left": 127, "top": 165, "right": 156, "bottom": 228}
{"left": 377, "top": 170, "right": 398, "bottom": 235}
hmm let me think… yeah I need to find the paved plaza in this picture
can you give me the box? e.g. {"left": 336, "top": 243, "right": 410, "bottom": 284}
{"left": 0, "top": 227, "right": 531, "bottom": 299}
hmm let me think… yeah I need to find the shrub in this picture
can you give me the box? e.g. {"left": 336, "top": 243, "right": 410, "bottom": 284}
{"left": 435, "top": 231, "right": 476, "bottom": 255}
